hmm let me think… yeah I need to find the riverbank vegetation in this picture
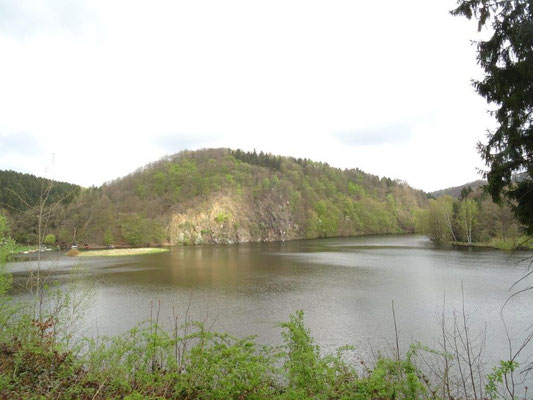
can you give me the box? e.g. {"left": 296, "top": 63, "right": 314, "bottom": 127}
{"left": 419, "top": 185, "right": 531, "bottom": 249}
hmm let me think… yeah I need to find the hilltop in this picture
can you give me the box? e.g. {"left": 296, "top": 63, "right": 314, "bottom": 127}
{"left": 2, "top": 148, "right": 428, "bottom": 246}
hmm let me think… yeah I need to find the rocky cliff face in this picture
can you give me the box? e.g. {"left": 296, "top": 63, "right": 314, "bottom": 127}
{"left": 168, "top": 191, "right": 299, "bottom": 245}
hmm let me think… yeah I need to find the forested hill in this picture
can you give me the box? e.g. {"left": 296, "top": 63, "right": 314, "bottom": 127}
{"left": 3, "top": 148, "right": 428, "bottom": 246}
{"left": 430, "top": 180, "right": 486, "bottom": 199}
{"left": 0, "top": 170, "right": 80, "bottom": 213}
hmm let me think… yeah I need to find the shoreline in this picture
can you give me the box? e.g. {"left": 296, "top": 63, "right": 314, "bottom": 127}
{"left": 73, "top": 248, "right": 169, "bottom": 257}
{"left": 451, "top": 240, "right": 533, "bottom": 251}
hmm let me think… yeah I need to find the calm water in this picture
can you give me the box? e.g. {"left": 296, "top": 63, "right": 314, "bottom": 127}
{"left": 8, "top": 235, "right": 533, "bottom": 364}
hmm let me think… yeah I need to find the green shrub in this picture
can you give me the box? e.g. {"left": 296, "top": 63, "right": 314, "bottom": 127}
{"left": 214, "top": 212, "right": 229, "bottom": 224}
{"left": 103, "top": 229, "right": 114, "bottom": 246}
{"left": 43, "top": 233, "right": 56, "bottom": 246}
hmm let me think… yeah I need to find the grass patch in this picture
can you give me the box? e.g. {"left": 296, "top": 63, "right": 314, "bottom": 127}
{"left": 214, "top": 212, "right": 230, "bottom": 224}
{"left": 11, "top": 244, "right": 38, "bottom": 254}
{"left": 77, "top": 247, "right": 169, "bottom": 257}
{"left": 452, "top": 236, "right": 533, "bottom": 251}
{"left": 490, "top": 236, "right": 533, "bottom": 251}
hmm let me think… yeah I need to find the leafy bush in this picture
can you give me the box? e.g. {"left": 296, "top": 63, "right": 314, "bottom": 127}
{"left": 43, "top": 233, "right": 56, "bottom": 246}
{"left": 214, "top": 212, "right": 230, "bottom": 224}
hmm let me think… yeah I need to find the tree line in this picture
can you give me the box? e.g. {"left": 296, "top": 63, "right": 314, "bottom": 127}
{"left": 419, "top": 188, "right": 521, "bottom": 247}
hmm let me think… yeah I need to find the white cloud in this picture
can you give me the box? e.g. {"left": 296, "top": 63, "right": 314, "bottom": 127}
{"left": 0, "top": 0, "right": 492, "bottom": 191}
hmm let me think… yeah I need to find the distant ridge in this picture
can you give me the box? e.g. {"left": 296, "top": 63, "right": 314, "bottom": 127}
{"left": 430, "top": 180, "right": 486, "bottom": 199}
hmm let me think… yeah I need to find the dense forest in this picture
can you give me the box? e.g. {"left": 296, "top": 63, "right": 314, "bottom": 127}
{"left": 1, "top": 148, "right": 428, "bottom": 246}
{"left": 0, "top": 170, "right": 80, "bottom": 213}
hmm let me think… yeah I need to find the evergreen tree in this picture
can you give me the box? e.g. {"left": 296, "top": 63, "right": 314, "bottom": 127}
{"left": 452, "top": 0, "right": 533, "bottom": 233}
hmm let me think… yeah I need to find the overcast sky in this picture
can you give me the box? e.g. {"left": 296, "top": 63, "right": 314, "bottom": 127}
{"left": 0, "top": 0, "right": 494, "bottom": 192}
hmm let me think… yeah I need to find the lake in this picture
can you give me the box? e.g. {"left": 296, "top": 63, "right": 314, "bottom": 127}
{"left": 8, "top": 234, "right": 533, "bottom": 366}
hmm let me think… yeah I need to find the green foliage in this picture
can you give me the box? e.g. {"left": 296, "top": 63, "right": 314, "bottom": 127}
{"left": 135, "top": 183, "right": 147, "bottom": 199}
{"left": 120, "top": 214, "right": 147, "bottom": 246}
{"left": 120, "top": 214, "right": 166, "bottom": 246}
{"left": 103, "top": 229, "right": 114, "bottom": 246}
{"left": 452, "top": 0, "right": 533, "bottom": 234}
{"left": 347, "top": 182, "right": 365, "bottom": 198}
{"left": 419, "top": 196, "right": 456, "bottom": 243}
{"left": 421, "top": 189, "right": 521, "bottom": 246}
{"left": 280, "top": 310, "right": 325, "bottom": 395}
{"left": 231, "top": 149, "right": 282, "bottom": 171}
{"left": 311, "top": 201, "right": 340, "bottom": 238}
{"left": 43, "top": 233, "right": 56, "bottom": 246}
{"left": 278, "top": 310, "right": 427, "bottom": 400}
{"left": 279, "top": 310, "right": 356, "bottom": 398}
{"left": 456, "top": 199, "right": 478, "bottom": 244}
{"left": 356, "top": 356, "right": 426, "bottom": 400}
{"left": 58, "top": 228, "right": 72, "bottom": 243}
{"left": 153, "top": 170, "right": 167, "bottom": 195}
{"left": 492, "top": 236, "right": 533, "bottom": 251}
{"left": 0, "top": 215, "right": 15, "bottom": 297}
{"left": 214, "top": 212, "right": 230, "bottom": 224}
{"left": 262, "top": 177, "right": 271, "bottom": 191}
{"left": 485, "top": 360, "right": 519, "bottom": 398}
{"left": 175, "top": 332, "right": 277, "bottom": 399}
{"left": 0, "top": 304, "right": 431, "bottom": 399}
{"left": 0, "top": 169, "right": 80, "bottom": 213}
{"left": 0, "top": 215, "right": 15, "bottom": 267}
